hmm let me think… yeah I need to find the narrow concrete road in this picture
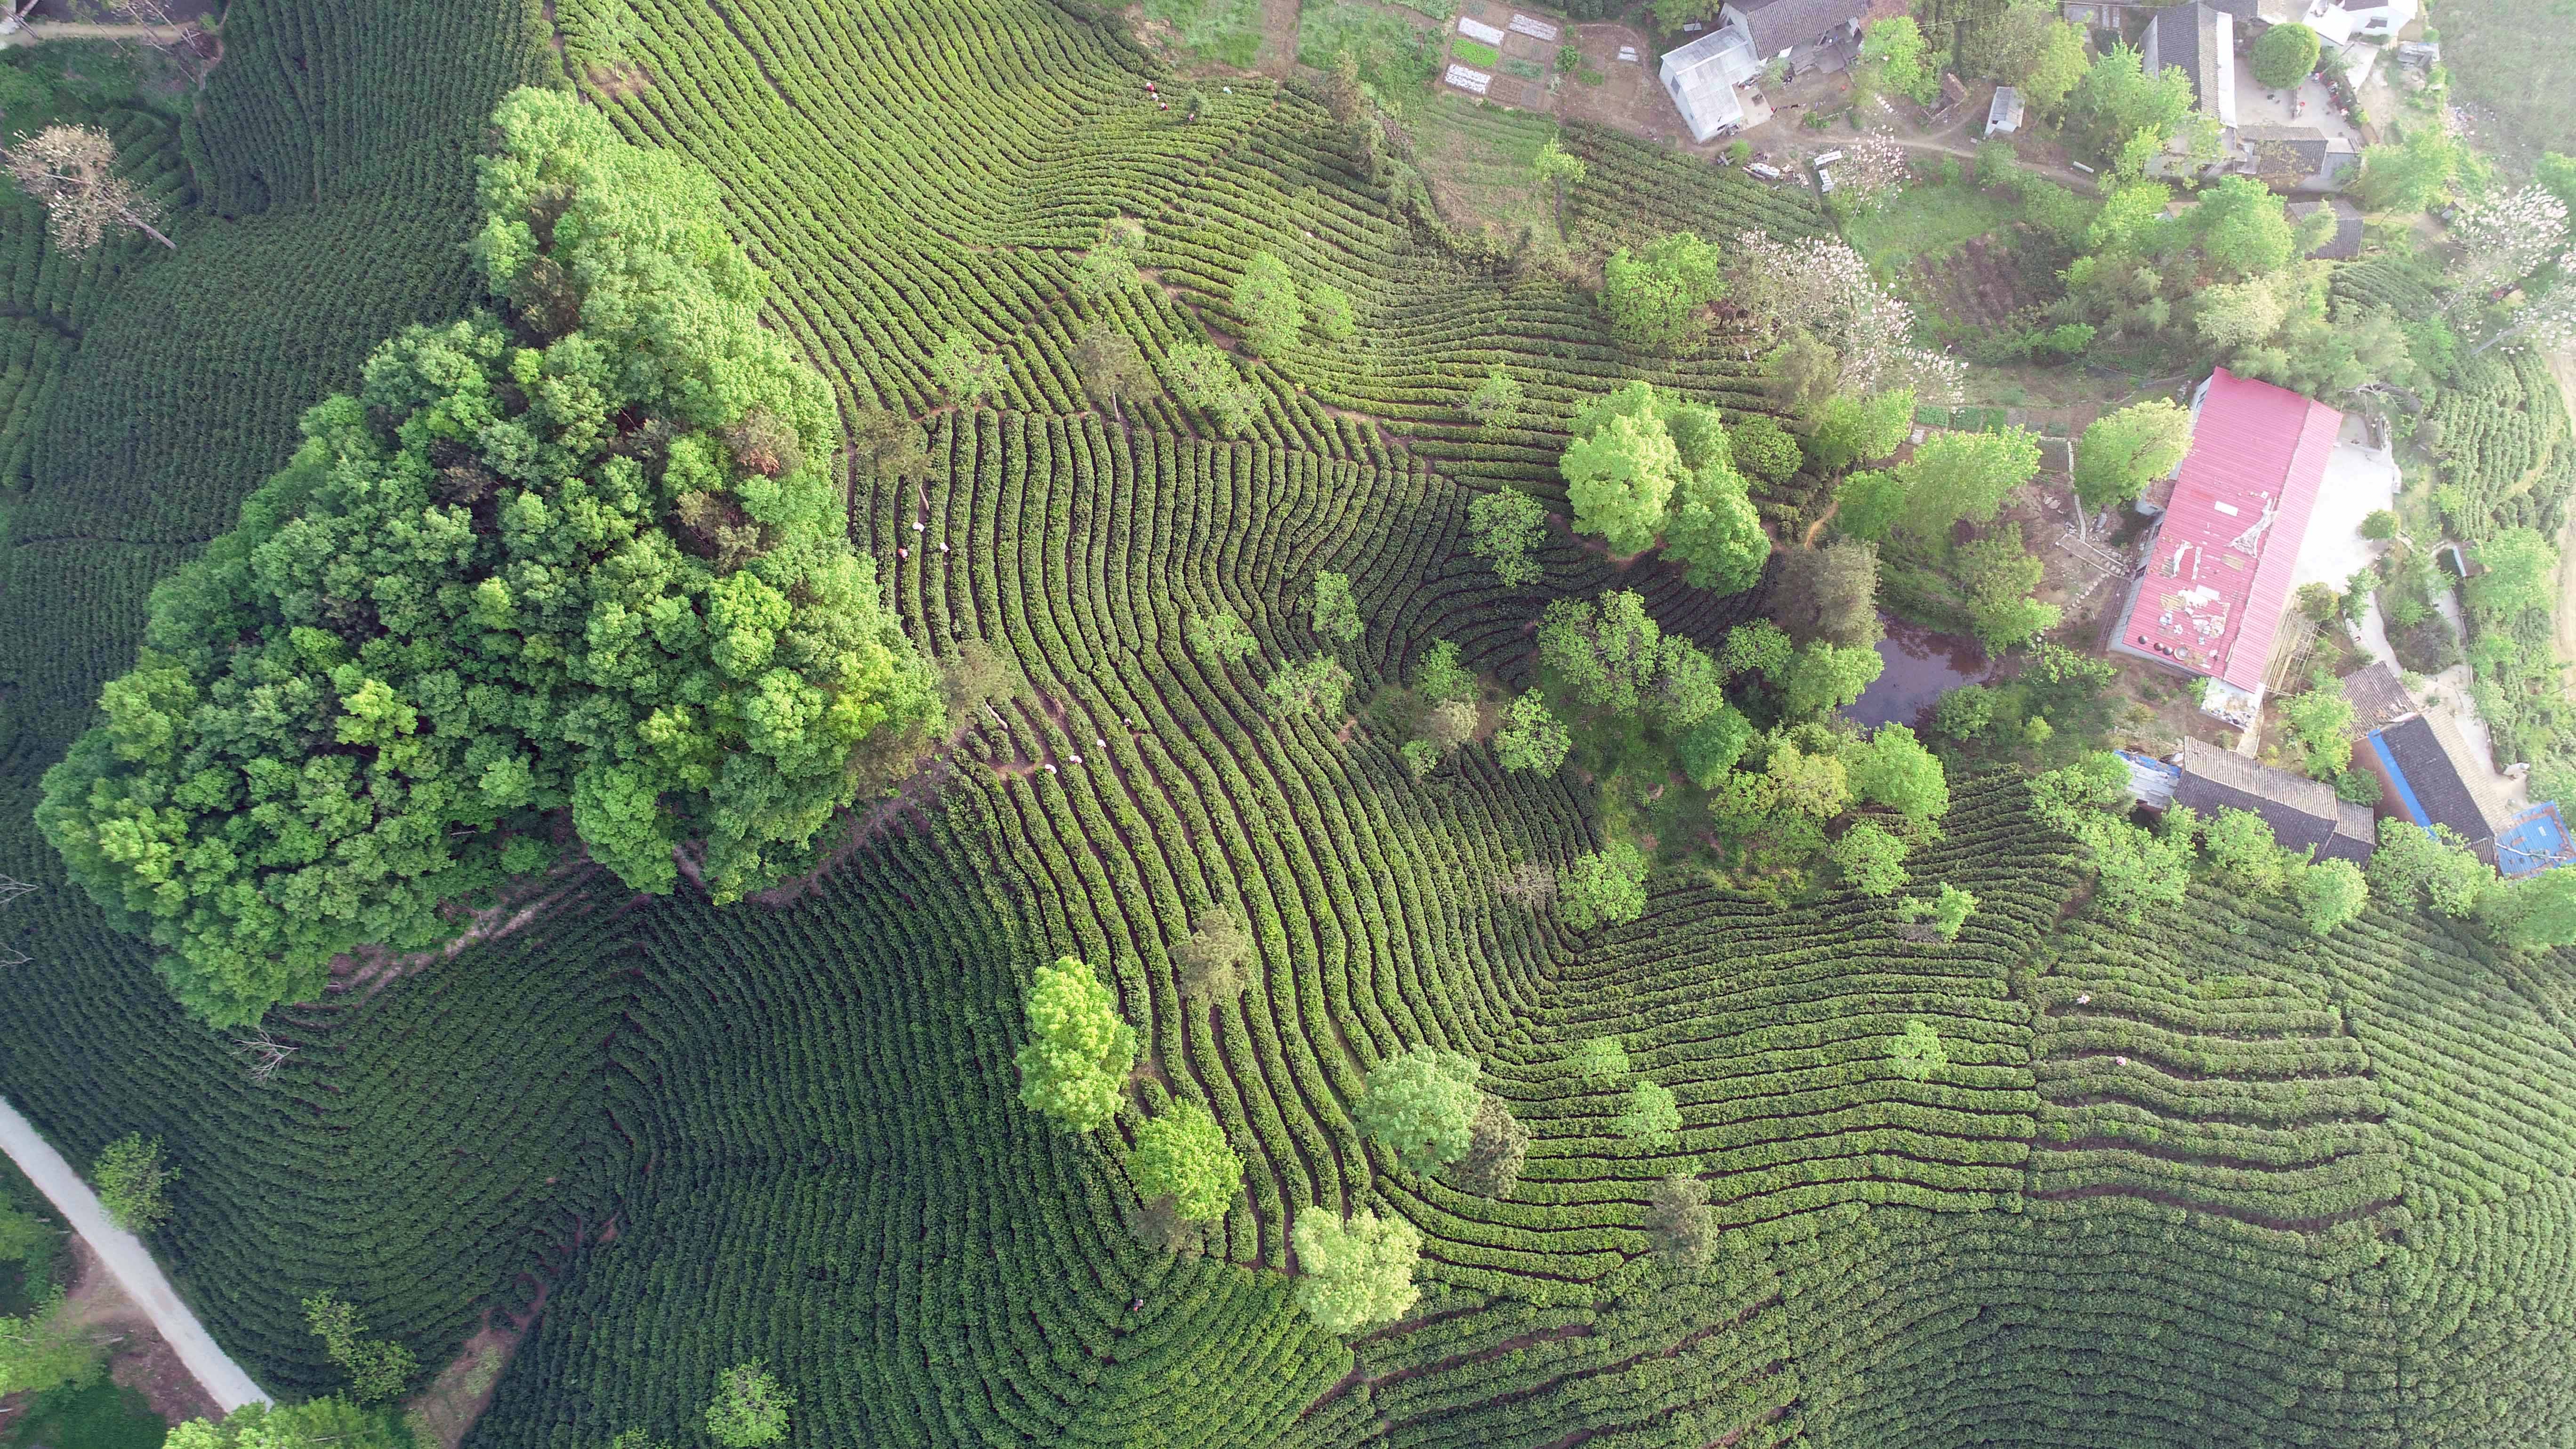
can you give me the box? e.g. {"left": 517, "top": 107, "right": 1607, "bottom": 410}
{"left": 0, "top": 1095, "right": 269, "bottom": 1412}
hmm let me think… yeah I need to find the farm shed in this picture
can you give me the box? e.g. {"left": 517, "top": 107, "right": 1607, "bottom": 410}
{"left": 2361, "top": 713, "right": 2514, "bottom": 863}
{"left": 2109, "top": 369, "right": 2342, "bottom": 701}
{"left": 2176, "top": 738, "right": 2376, "bottom": 864}
{"left": 1987, "top": 87, "right": 2024, "bottom": 136}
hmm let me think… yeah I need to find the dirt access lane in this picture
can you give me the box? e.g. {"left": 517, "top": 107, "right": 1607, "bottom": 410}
{"left": 0, "top": 1096, "right": 270, "bottom": 1412}
{"left": 2549, "top": 349, "right": 2576, "bottom": 692}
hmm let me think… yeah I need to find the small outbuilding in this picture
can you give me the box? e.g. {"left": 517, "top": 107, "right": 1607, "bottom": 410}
{"left": 1987, "top": 86, "right": 2025, "bottom": 136}
{"left": 1660, "top": 26, "right": 1759, "bottom": 141}
{"left": 2175, "top": 738, "right": 2376, "bottom": 864}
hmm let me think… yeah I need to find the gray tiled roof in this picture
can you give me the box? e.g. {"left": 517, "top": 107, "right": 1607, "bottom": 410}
{"left": 2177, "top": 737, "right": 2368, "bottom": 863}
{"left": 1731, "top": 0, "right": 1871, "bottom": 56}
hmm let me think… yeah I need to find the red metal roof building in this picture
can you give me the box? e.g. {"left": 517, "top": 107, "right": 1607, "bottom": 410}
{"left": 2109, "top": 369, "right": 2342, "bottom": 697}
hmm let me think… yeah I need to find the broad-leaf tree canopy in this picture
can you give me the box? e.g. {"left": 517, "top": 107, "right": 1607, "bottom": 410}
{"left": 37, "top": 88, "right": 942, "bottom": 1026}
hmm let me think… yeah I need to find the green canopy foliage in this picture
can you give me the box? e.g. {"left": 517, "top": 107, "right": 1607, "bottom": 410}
{"left": 1495, "top": 692, "right": 1572, "bottom": 773}
{"left": 1014, "top": 956, "right": 1138, "bottom": 1132}
{"left": 1848, "top": 724, "right": 1950, "bottom": 825}
{"left": 2467, "top": 527, "right": 2558, "bottom": 618}
{"left": 1561, "top": 383, "right": 1769, "bottom": 587}
{"left": 164, "top": 1400, "right": 408, "bottom": 1449}
{"left": 1290, "top": 1210, "right": 1421, "bottom": 1334}
{"left": 92, "top": 1134, "right": 172, "bottom": 1233}
{"left": 1831, "top": 821, "right": 1911, "bottom": 897}
{"left": 1356, "top": 1047, "right": 1482, "bottom": 1173}
{"left": 2074, "top": 398, "right": 2193, "bottom": 512}
{"left": 1806, "top": 389, "right": 1915, "bottom": 474}
{"left": 0, "top": 1289, "right": 98, "bottom": 1397}
{"left": 2369, "top": 821, "right": 2491, "bottom": 918}
{"left": 1599, "top": 233, "right": 1725, "bottom": 354}
{"left": 2249, "top": 23, "right": 2320, "bottom": 88}
{"left": 1311, "top": 571, "right": 1364, "bottom": 645}
{"left": 1128, "top": 1100, "right": 1245, "bottom": 1220}
{"left": 1186, "top": 610, "right": 1259, "bottom": 667}
{"left": 1888, "top": 1019, "right": 1948, "bottom": 1080}
{"left": 1469, "top": 488, "right": 1548, "bottom": 588}
{"left": 706, "top": 1361, "right": 794, "bottom": 1448}
{"left": 37, "top": 88, "right": 943, "bottom": 1025}
{"left": 1233, "top": 250, "right": 1304, "bottom": 356}
{"left": 1616, "top": 1079, "right": 1682, "bottom": 1147}
{"left": 1559, "top": 841, "right": 1650, "bottom": 930}
{"left": 304, "top": 1293, "right": 416, "bottom": 1404}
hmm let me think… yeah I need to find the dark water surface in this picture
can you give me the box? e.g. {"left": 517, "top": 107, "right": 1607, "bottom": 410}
{"left": 1848, "top": 615, "right": 1992, "bottom": 730}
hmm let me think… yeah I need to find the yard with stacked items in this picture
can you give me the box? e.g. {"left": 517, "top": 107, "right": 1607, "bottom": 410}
{"left": 6, "top": 2, "right": 2576, "bottom": 1449}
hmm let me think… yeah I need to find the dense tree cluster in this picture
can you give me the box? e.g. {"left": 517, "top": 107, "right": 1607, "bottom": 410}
{"left": 1558, "top": 381, "right": 1770, "bottom": 589}
{"left": 37, "top": 89, "right": 942, "bottom": 1025}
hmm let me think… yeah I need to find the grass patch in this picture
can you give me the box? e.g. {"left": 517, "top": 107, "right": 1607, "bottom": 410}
{"left": 1577, "top": 66, "right": 1606, "bottom": 86}
{"left": 2431, "top": 0, "right": 2576, "bottom": 166}
{"left": 0, "top": 1380, "right": 168, "bottom": 1449}
{"left": 1380, "top": 0, "right": 1456, "bottom": 17}
{"left": 1842, "top": 181, "right": 2019, "bottom": 272}
{"left": 1296, "top": 1, "right": 1442, "bottom": 99}
{"left": 1407, "top": 92, "right": 1560, "bottom": 241}
{"left": 1504, "top": 57, "right": 1546, "bottom": 80}
{"left": 1451, "top": 37, "right": 1500, "bottom": 69}
{"left": 1140, "top": 0, "right": 1263, "bottom": 68}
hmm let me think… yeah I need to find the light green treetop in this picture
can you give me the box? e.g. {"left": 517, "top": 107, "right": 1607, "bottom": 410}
{"left": 1015, "top": 956, "right": 1138, "bottom": 1132}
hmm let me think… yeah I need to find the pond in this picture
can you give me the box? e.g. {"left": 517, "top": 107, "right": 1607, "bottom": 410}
{"left": 1848, "top": 615, "right": 1992, "bottom": 731}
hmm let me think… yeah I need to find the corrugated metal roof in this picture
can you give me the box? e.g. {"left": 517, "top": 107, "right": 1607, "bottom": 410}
{"left": 2118, "top": 369, "right": 2343, "bottom": 691}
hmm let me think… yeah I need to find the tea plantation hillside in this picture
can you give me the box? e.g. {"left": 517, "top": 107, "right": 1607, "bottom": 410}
{"left": 5, "top": 1, "right": 2576, "bottom": 1447}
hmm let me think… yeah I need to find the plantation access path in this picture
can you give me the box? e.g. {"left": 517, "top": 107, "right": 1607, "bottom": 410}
{"left": 0, "top": 19, "right": 196, "bottom": 48}
{"left": 0, "top": 1095, "right": 270, "bottom": 1412}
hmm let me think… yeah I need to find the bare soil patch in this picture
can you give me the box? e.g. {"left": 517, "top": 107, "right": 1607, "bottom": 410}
{"left": 48, "top": 1237, "right": 222, "bottom": 1428}
{"left": 403, "top": 1319, "right": 522, "bottom": 1449}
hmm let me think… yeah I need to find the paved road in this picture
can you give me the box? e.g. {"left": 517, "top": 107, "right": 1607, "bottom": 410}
{"left": 0, "top": 1095, "right": 269, "bottom": 1412}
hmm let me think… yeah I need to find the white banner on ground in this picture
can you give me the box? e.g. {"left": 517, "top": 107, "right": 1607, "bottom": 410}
{"left": 1457, "top": 15, "right": 1507, "bottom": 44}
{"left": 1509, "top": 13, "right": 1560, "bottom": 39}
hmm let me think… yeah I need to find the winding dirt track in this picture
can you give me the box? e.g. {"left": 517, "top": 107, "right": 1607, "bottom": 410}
{"left": 0, "top": 1095, "right": 269, "bottom": 1412}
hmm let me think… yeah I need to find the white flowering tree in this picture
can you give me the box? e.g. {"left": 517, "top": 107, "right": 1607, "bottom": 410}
{"left": 1834, "top": 130, "right": 1911, "bottom": 211}
{"left": 1728, "top": 232, "right": 1962, "bottom": 401}
{"left": 2448, "top": 185, "right": 2569, "bottom": 303}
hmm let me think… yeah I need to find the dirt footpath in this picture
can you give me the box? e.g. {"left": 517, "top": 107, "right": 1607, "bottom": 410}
{"left": 2548, "top": 350, "right": 2576, "bottom": 691}
{"left": 52, "top": 1237, "right": 224, "bottom": 1427}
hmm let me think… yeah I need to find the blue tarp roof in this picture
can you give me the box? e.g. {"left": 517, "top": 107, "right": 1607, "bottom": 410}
{"left": 2497, "top": 802, "right": 2576, "bottom": 878}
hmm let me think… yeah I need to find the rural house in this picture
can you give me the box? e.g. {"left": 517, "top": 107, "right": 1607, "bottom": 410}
{"left": 2286, "top": 197, "right": 2366, "bottom": 258}
{"left": 2109, "top": 369, "right": 2341, "bottom": 717}
{"left": 1718, "top": 0, "right": 1869, "bottom": 67}
{"left": 2142, "top": 2, "right": 2238, "bottom": 134}
{"left": 2174, "top": 738, "right": 2377, "bottom": 864}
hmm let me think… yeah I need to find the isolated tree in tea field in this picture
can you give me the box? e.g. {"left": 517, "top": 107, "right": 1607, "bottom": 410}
{"left": 1664, "top": 459, "right": 1771, "bottom": 594}
{"left": 1077, "top": 217, "right": 1147, "bottom": 297}
{"left": 1449, "top": 1095, "right": 1531, "bottom": 1198}
{"left": 1186, "top": 610, "right": 1259, "bottom": 668}
{"left": 1414, "top": 639, "right": 1478, "bottom": 704}
{"left": 1174, "top": 905, "right": 1253, "bottom": 999}
{"left": 93, "top": 1134, "right": 174, "bottom": 1232}
{"left": 37, "top": 89, "right": 947, "bottom": 1025}
{"left": 1073, "top": 327, "right": 1157, "bottom": 424}
{"left": 1494, "top": 692, "right": 1571, "bottom": 773}
{"left": 1015, "top": 956, "right": 1137, "bottom": 1132}
{"left": 2201, "top": 807, "right": 2291, "bottom": 894}
{"left": 3, "top": 124, "right": 172, "bottom": 251}
{"left": 1357, "top": 1047, "right": 1482, "bottom": 1173}
{"left": 1599, "top": 233, "right": 1725, "bottom": 354}
{"left": 931, "top": 327, "right": 1006, "bottom": 404}
{"left": 1888, "top": 1020, "right": 1948, "bottom": 1080}
{"left": 1645, "top": 1173, "right": 1715, "bottom": 1267}
{"left": 1468, "top": 486, "right": 1547, "bottom": 586}
{"left": 1234, "top": 250, "right": 1304, "bottom": 356}
{"left": 1559, "top": 841, "right": 1649, "bottom": 930}
{"left": 304, "top": 1294, "right": 416, "bottom": 1404}
{"left": 1311, "top": 571, "right": 1364, "bottom": 645}
{"left": 2249, "top": 22, "right": 2319, "bottom": 87}
{"left": 1129, "top": 1101, "right": 1244, "bottom": 1220}
{"left": 1163, "top": 342, "right": 1259, "bottom": 436}
{"left": 705, "top": 1361, "right": 793, "bottom": 1448}
{"left": 1616, "top": 1079, "right": 1682, "bottom": 1147}
{"left": 1266, "top": 655, "right": 1355, "bottom": 721}
{"left": 1291, "top": 1210, "right": 1420, "bottom": 1334}
{"left": 1573, "top": 1036, "right": 1630, "bottom": 1081}
{"left": 1309, "top": 282, "right": 1357, "bottom": 342}
{"left": 1465, "top": 369, "right": 1527, "bottom": 436}
{"left": 1531, "top": 136, "right": 1586, "bottom": 230}
{"left": 1900, "top": 882, "right": 1978, "bottom": 939}
{"left": 2074, "top": 398, "right": 2194, "bottom": 512}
